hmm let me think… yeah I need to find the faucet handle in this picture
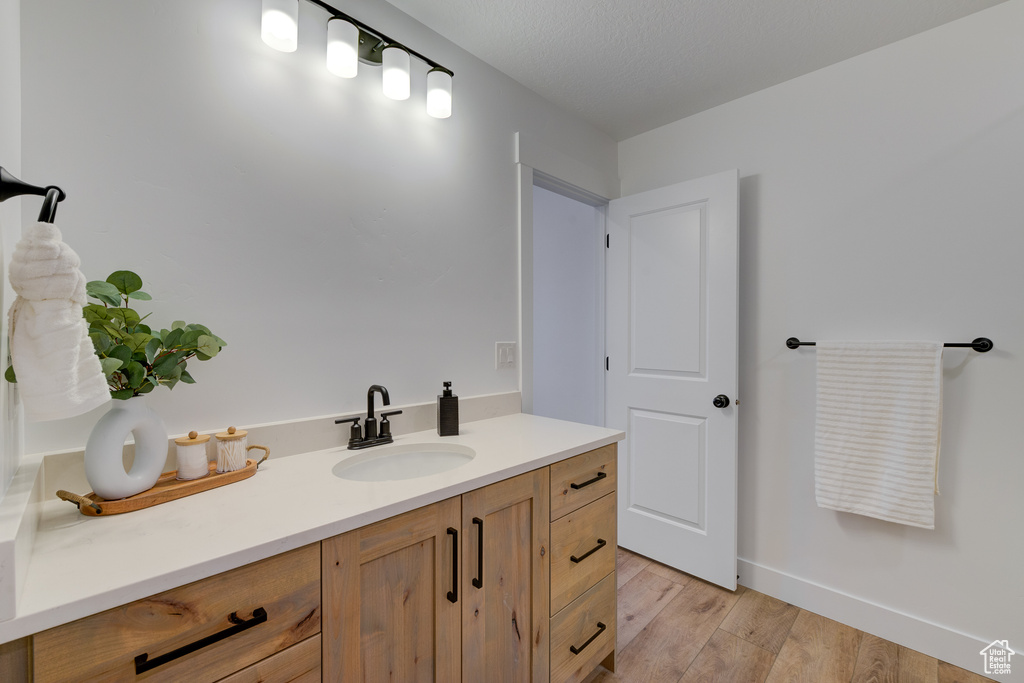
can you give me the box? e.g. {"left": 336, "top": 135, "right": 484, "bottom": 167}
{"left": 335, "top": 416, "right": 363, "bottom": 445}
{"left": 379, "top": 410, "right": 403, "bottom": 439}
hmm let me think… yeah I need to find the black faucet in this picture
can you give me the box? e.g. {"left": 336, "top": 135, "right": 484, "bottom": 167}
{"left": 335, "top": 384, "right": 402, "bottom": 450}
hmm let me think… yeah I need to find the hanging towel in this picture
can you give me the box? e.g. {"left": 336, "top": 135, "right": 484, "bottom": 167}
{"left": 814, "top": 340, "right": 943, "bottom": 529}
{"left": 7, "top": 222, "right": 110, "bottom": 421}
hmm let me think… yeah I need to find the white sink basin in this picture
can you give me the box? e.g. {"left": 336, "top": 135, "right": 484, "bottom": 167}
{"left": 332, "top": 443, "right": 476, "bottom": 481}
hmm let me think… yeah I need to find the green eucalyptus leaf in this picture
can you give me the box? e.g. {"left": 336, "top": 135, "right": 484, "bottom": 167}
{"left": 4, "top": 365, "right": 16, "bottom": 383}
{"left": 196, "top": 335, "right": 220, "bottom": 358}
{"left": 99, "top": 357, "right": 123, "bottom": 377}
{"left": 179, "top": 369, "right": 195, "bottom": 384}
{"left": 109, "top": 307, "right": 141, "bottom": 328}
{"left": 164, "top": 365, "right": 183, "bottom": 390}
{"left": 186, "top": 323, "right": 211, "bottom": 335}
{"left": 171, "top": 320, "right": 186, "bottom": 331}
{"left": 94, "top": 293, "right": 123, "bottom": 308}
{"left": 97, "top": 321, "right": 125, "bottom": 339}
{"left": 86, "top": 280, "right": 121, "bottom": 300}
{"left": 124, "top": 332, "right": 153, "bottom": 353}
{"left": 152, "top": 351, "right": 183, "bottom": 377}
{"left": 162, "top": 327, "right": 183, "bottom": 350}
{"left": 137, "top": 381, "right": 156, "bottom": 394}
{"left": 107, "top": 271, "right": 143, "bottom": 295}
{"left": 125, "top": 361, "right": 146, "bottom": 388}
{"left": 144, "top": 337, "right": 162, "bottom": 364}
{"left": 179, "top": 329, "right": 203, "bottom": 349}
{"left": 146, "top": 374, "right": 159, "bottom": 386}
{"left": 83, "top": 304, "right": 112, "bottom": 323}
{"left": 107, "top": 345, "right": 133, "bottom": 364}
{"left": 111, "top": 389, "right": 135, "bottom": 400}
{"left": 195, "top": 351, "right": 212, "bottom": 361}
{"left": 89, "top": 331, "right": 112, "bottom": 354}
{"left": 127, "top": 290, "right": 152, "bottom": 301}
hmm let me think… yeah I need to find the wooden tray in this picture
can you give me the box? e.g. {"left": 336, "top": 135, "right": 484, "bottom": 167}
{"left": 57, "top": 459, "right": 259, "bottom": 517}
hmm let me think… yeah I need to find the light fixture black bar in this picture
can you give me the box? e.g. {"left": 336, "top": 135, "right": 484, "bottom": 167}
{"left": 301, "top": 0, "right": 454, "bottom": 76}
{"left": 786, "top": 337, "right": 994, "bottom": 353}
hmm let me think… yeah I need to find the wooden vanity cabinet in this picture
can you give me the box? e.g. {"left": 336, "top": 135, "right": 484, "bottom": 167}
{"left": 462, "top": 468, "right": 550, "bottom": 683}
{"left": 31, "top": 544, "right": 321, "bottom": 683}
{"left": 321, "top": 496, "right": 462, "bottom": 682}
{"left": 321, "top": 468, "right": 551, "bottom": 683}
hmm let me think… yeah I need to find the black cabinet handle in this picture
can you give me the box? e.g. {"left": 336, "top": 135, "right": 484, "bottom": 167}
{"left": 569, "top": 621, "right": 607, "bottom": 655}
{"left": 570, "top": 471, "right": 606, "bottom": 490}
{"left": 570, "top": 538, "right": 607, "bottom": 564}
{"left": 134, "top": 607, "right": 268, "bottom": 674}
{"left": 472, "top": 517, "right": 484, "bottom": 589}
{"left": 446, "top": 527, "right": 458, "bottom": 603}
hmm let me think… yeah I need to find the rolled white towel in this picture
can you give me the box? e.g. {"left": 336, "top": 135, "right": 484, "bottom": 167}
{"left": 7, "top": 222, "right": 109, "bottom": 422}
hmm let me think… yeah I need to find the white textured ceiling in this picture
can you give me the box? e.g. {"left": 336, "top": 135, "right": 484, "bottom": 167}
{"left": 385, "top": 0, "right": 1007, "bottom": 140}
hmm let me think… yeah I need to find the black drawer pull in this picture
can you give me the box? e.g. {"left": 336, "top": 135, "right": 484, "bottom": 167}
{"left": 446, "top": 527, "right": 459, "bottom": 603}
{"left": 570, "top": 538, "right": 607, "bottom": 564}
{"left": 134, "top": 607, "right": 268, "bottom": 674}
{"left": 569, "top": 621, "right": 606, "bottom": 655}
{"left": 570, "top": 471, "right": 606, "bottom": 490}
{"left": 472, "top": 517, "right": 484, "bottom": 589}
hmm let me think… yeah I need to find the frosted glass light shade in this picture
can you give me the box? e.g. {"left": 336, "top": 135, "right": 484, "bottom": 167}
{"left": 326, "top": 18, "right": 359, "bottom": 78}
{"left": 262, "top": 0, "right": 298, "bottom": 52}
{"left": 382, "top": 45, "right": 411, "bottom": 100}
{"left": 426, "top": 68, "right": 452, "bottom": 118}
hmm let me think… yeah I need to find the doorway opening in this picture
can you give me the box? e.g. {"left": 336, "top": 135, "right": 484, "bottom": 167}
{"left": 521, "top": 169, "right": 608, "bottom": 426}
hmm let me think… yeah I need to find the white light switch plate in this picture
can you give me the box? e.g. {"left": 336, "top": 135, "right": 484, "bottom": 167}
{"left": 495, "top": 342, "right": 516, "bottom": 370}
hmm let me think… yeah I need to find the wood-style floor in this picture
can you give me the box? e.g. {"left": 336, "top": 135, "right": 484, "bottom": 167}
{"left": 583, "top": 548, "right": 994, "bottom": 683}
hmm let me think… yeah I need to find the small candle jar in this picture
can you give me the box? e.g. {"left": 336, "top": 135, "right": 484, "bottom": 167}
{"left": 174, "top": 431, "right": 210, "bottom": 480}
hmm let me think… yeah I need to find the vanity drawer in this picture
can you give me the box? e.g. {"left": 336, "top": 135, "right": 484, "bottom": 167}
{"left": 33, "top": 544, "right": 321, "bottom": 683}
{"left": 550, "top": 573, "right": 616, "bottom": 683}
{"left": 551, "top": 492, "right": 616, "bottom": 615}
{"left": 216, "top": 634, "right": 321, "bottom": 683}
{"left": 551, "top": 444, "right": 616, "bottom": 521}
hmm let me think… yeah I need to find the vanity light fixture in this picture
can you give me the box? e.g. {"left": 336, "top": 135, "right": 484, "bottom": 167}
{"left": 262, "top": 0, "right": 455, "bottom": 118}
{"left": 261, "top": 0, "right": 299, "bottom": 53}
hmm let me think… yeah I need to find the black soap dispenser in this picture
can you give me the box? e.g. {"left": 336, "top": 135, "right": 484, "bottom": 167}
{"left": 437, "top": 381, "right": 459, "bottom": 436}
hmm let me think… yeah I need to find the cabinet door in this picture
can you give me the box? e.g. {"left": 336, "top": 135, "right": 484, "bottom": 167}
{"left": 322, "top": 497, "right": 461, "bottom": 682}
{"left": 462, "top": 469, "right": 550, "bottom": 683}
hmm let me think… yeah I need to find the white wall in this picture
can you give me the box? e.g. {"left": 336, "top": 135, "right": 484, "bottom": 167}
{"left": 18, "top": 0, "right": 616, "bottom": 454}
{"left": 0, "top": 0, "right": 23, "bottom": 497}
{"left": 619, "top": 1, "right": 1024, "bottom": 674}
{"left": 532, "top": 185, "right": 602, "bottom": 426}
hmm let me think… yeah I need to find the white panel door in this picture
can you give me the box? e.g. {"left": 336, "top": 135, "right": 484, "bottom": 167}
{"left": 606, "top": 170, "right": 739, "bottom": 589}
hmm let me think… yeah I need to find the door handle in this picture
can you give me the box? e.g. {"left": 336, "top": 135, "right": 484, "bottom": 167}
{"left": 570, "top": 471, "right": 607, "bottom": 490}
{"left": 713, "top": 394, "right": 730, "bottom": 409}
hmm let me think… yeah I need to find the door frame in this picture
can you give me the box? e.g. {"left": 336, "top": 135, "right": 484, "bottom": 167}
{"left": 518, "top": 164, "right": 609, "bottom": 418}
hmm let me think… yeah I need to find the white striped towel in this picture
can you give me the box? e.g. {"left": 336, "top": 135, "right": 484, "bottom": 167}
{"left": 814, "top": 341, "right": 943, "bottom": 529}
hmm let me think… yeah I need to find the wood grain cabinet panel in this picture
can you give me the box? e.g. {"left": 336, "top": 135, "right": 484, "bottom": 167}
{"left": 32, "top": 544, "right": 321, "bottom": 683}
{"left": 321, "top": 497, "right": 462, "bottom": 683}
{"left": 550, "top": 493, "right": 617, "bottom": 615}
{"left": 462, "top": 468, "right": 551, "bottom": 683}
{"left": 216, "top": 634, "right": 321, "bottom": 683}
{"left": 550, "top": 574, "right": 616, "bottom": 683}
{"left": 550, "top": 445, "right": 616, "bottom": 522}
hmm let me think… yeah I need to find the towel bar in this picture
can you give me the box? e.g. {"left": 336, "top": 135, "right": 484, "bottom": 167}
{"left": 786, "top": 337, "right": 993, "bottom": 352}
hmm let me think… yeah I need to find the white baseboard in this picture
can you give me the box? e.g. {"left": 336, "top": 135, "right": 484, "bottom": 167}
{"left": 737, "top": 558, "right": 1015, "bottom": 681}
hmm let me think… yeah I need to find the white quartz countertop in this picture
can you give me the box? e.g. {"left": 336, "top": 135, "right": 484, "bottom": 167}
{"left": 0, "top": 413, "right": 623, "bottom": 643}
